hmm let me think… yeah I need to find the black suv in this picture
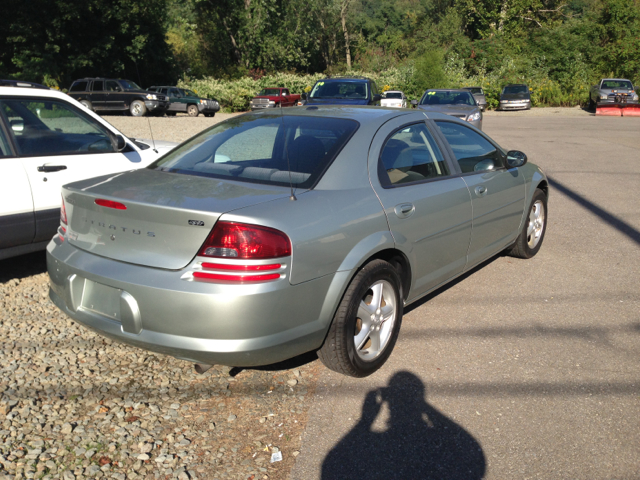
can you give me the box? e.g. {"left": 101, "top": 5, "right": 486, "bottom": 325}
{"left": 68, "top": 78, "right": 170, "bottom": 116}
{"left": 303, "top": 76, "right": 381, "bottom": 106}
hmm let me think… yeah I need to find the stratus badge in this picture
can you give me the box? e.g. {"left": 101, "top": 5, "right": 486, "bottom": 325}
{"left": 188, "top": 220, "right": 205, "bottom": 226}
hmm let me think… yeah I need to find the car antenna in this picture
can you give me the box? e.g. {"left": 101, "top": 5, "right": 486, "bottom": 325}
{"left": 146, "top": 115, "right": 158, "bottom": 154}
{"left": 279, "top": 105, "right": 296, "bottom": 201}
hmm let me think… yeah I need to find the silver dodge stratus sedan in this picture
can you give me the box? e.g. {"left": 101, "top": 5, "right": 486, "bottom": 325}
{"left": 47, "top": 106, "right": 548, "bottom": 377}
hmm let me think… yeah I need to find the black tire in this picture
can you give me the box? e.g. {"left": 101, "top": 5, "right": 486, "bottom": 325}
{"left": 79, "top": 99, "right": 93, "bottom": 111}
{"left": 129, "top": 100, "right": 147, "bottom": 117}
{"left": 187, "top": 104, "right": 199, "bottom": 117}
{"left": 589, "top": 97, "right": 595, "bottom": 111}
{"left": 318, "top": 259, "right": 403, "bottom": 377}
{"left": 507, "top": 188, "right": 547, "bottom": 259}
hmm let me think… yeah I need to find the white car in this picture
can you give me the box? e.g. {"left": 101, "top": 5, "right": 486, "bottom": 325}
{"left": 380, "top": 90, "right": 407, "bottom": 108}
{"left": 0, "top": 83, "right": 177, "bottom": 260}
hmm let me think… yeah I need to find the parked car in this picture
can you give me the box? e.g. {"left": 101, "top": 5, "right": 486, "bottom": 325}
{"left": 147, "top": 86, "right": 220, "bottom": 117}
{"left": 47, "top": 106, "right": 548, "bottom": 378}
{"left": 462, "top": 87, "right": 487, "bottom": 111}
{"left": 302, "top": 77, "right": 381, "bottom": 106}
{"left": 498, "top": 84, "right": 531, "bottom": 111}
{"left": 589, "top": 78, "right": 639, "bottom": 109}
{"left": 412, "top": 89, "right": 483, "bottom": 130}
{"left": 0, "top": 83, "right": 177, "bottom": 260}
{"left": 250, "top": 87, "right": 301, "bottom": 110}
{"left": 381, "top": 90, "right": 407, "bottom": 108}
{"left": 68, "top": 78, "right": 170, "bottom": 116}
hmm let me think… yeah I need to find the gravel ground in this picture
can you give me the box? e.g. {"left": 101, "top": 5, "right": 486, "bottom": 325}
{"left": 104, "top": 114, "right": 242, "bottom": 144}
{"left": 0, "top": 252, "right": 319, "bottom": 480}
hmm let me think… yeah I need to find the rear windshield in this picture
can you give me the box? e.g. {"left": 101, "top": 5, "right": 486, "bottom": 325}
{"left": 420, "top": 91, "right": 476, "bottom": 106}
{"left": 310, "top": 81, "right": 368, "bottom": 99}
{"left": 258, "top": 89, "right": 281, "bottom": 96}
{"left": 149, "top": 114, "right": 359, "bottom": 189}
{"left": 384, "top": 92, "right": 403, "bottom": 99}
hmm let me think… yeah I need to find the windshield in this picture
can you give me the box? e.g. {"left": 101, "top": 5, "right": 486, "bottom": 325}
{"left": 310, "top": 81, "right": 368, "bottom": 99}
{"left": 502, "top": 85, "right": 528, "bottom": 94}
{"left": 384, "top": 92, "right": 403, "bottom": 99}
{"left": 120, "top": 80, "right": 142, "bottom": 91}
{"left": 183, "top": 89, "right": 200, "bottom": 97}
{"left": 258, "top": 89, "right": 281, "bottom": 96}
{"left": 150, "top": 115, "right": 359, "bottom": 189}
{"left": 466, "top": 88, "right": 484, "bottom": 95}
{"left": 420, "top": 91, "right": 476, "bottom": 106}
{"left": 601, "top": 80, "right": 633, "bottom": 89}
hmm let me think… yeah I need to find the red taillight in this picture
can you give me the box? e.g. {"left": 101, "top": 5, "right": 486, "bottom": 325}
{"left": 198, "top": 222, "right": 291, "bottom": 259}
{"left": 201, "top": 262, "right": 281, "bottom": 271}
{"left": 95, "top": 199, "right": 127, "bottom": 210}
{"left": 193, "top": 272, "right": 281, "bottom": 283}
{"left": 60, "top": 195, "right": 68, "bottom": 225}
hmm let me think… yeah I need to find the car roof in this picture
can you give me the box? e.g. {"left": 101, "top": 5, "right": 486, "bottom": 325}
{"left": 462, "top": 86, "right": 482, "bottom": 90}
{"left": 504, "top": 83, "right": 528, "bottom": 87}
{"left": 602, "top": 78, "right": 632, "bottom": 82}
{"left": 318, "top": 77, "right": 371, "bottom": 82}
{"left": 425, "top": 89, "right": 473, "bottom": 93}
{"left": 248, "top": 104, "right": 462, "bottom": 125}
{"left": 384, "top": 90, "right": 404, "bottom": 93}
{"left": 0, "top": 79, "right": 50, "bottom": 90}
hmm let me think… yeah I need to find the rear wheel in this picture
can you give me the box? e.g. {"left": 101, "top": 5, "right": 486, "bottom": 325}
{"left": 318, "top": 260, "right": 403, "bottom": 377}
{"left": 129, "top": 100, "right": 147, "bottom": 117}
{"left": 79, "top": 99, "right": 93, "bottom": 111}
{"left": 187, "top": 104, "right": 199, "bottom": 117}
{"left": 507, "top": 188, "right": 547, "bottom": 259}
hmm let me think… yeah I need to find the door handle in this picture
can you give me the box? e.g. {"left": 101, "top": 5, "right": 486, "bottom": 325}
{"left": 37, "top": 165, "right": 67, "bottom": 173}
{"left": 475, "top": 185, "right": 488, "bottom": 197}
{"left": 394, "top": 203, "right": 415, "bottom": 219}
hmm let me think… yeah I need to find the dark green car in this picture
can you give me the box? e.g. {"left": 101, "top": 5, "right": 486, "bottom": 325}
{"left": 147, "top": 86, "right": 220, "bottom": 117}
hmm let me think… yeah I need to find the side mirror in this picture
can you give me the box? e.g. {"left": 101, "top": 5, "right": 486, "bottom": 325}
{"left": 506, "top": 150, "right": 527, "bottom": 168}
{"left": 10, "top": 119, "right": 24, "bottom": 132}
{"left": 411, "top": 99, "right": 419, "bottom": 106}
{"left": 373, "top": 94, "right": 381, "bottom": 102}
{"left": 115, "top": 134, "right": 127, "bottom": 152}
{"left": 301, "top": 93, "right": 307, "bottom": 100}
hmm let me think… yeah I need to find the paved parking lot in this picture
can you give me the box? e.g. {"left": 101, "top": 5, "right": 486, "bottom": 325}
{"left": 292, "top": 113, "right": 640, "bottom": 479}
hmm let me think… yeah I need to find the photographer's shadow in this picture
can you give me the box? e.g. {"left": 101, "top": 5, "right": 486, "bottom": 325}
{"left": 321, "top": 371, "right": 486, "bottom": 480}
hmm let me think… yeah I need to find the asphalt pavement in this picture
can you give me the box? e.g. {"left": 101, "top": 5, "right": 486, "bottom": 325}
{"left": 291, "top": 113, "right": 640, "bottom": 479}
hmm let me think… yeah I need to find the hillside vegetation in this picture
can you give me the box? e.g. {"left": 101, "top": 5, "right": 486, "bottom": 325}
{"left": 2, "top": 0, "right": 639, "bottom": 110}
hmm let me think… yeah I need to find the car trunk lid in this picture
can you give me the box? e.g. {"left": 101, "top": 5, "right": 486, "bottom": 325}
{"left": 63, "top": 169, "right": 291, "bottom": 269}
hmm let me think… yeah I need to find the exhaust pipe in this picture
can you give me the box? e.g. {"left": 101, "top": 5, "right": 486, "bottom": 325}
{"left": 194, "top": 363, "right": 214, "bottom": 374}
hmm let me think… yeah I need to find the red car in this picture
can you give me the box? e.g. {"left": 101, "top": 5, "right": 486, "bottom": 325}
{"left": 249, "top": 87, "right": 301, "bottom": 110}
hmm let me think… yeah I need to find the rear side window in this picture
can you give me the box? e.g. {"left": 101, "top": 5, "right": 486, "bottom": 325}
{"left": 1, "top": 98, "right": 116, "bottom": 157}
{"left": 69, "top": 81, "right": 88, "bottom": 92}
{"left": 435, "top": 121, "right": 504, "bottom": 173}
{"left": 379, "top": 123, "right": 449, "bottom": 186}
{"left": 92, "top": 81, "right": 104, "bottom": 91}
{"left": 150, "top": 115, "right": 359, "bottom": 188}
{"left": 0, "top": 126, "right": 11, "bottom": 157}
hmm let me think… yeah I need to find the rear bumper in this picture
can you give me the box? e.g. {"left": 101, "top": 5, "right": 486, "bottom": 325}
{"left": 46, "top": 238, "right": 337, "bottom": 367}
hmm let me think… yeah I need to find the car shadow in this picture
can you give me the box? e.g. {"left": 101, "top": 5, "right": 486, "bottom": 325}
{"left": 229, "top": 351, "right": 319, "bottom": 376}
{"left": 321, "top": 371, "right": 486, "bottom": 479}
{"left": 0, "top": 251, "right": 48, "bottom": 283}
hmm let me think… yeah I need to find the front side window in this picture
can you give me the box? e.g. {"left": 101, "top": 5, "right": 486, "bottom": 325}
{"left": 119, "top": 80, "right": 141, "bottom": 90}
{"left": 69, "top": 81, "right": 88, "bottom": 92}
{"left": 170, "top": 88, "right": 181, "bottom": 97}
{"left": 310, "top": 81, "right": 368, "bottom": 99}
{"left": 106, "top": 81, "right": 121, "bottom": 92}
{"left": 435, "top": 121, "right": 504, "bottom": 173}
{"left": 379, "top": 123, "right": 449, "bottom": 186}
{"left": 0, "top": 98, "right": 117, "bottom": 157}
{"left": 150, "top": 115, "right": 359, "bottom": 188}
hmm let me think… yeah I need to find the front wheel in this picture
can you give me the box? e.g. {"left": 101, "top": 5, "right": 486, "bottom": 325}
{"left": 187, "top": 104, "right": 199, "bottom": 117}
{"left": 507, "top": 188, "right": 547, "bottom": 259}
{"left": 318, "top": 259, "right": 403, "bottom": 377}
{"left": 129, "top": 100, "right": 147, "bottom": 117}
